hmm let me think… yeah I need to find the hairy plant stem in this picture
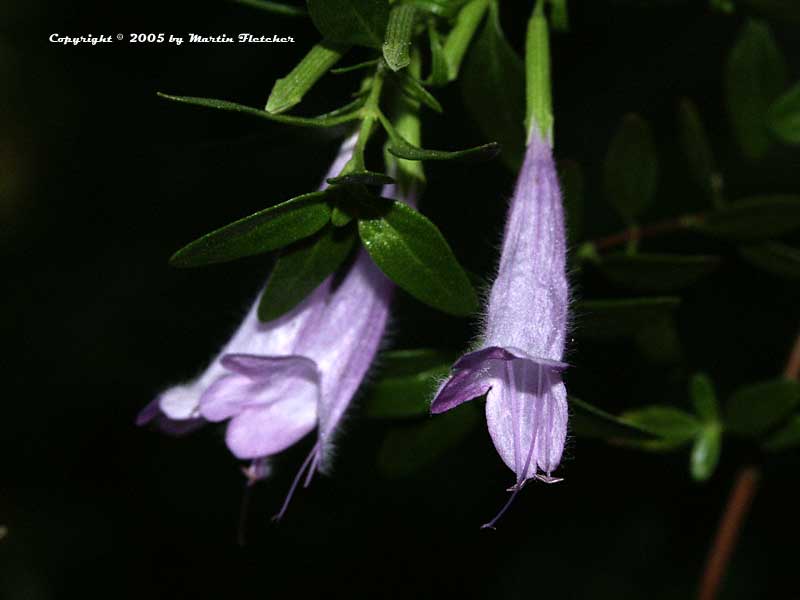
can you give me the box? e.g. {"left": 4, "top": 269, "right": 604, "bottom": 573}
{"left": 697, "top": 326, "right": 800, "bottom": 600}
{"left": 340, "top": 65, "right": 386, "bottom": 176}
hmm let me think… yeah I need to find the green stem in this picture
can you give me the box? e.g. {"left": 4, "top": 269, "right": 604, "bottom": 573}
{"left": 340, "top": 64, "right": 387, "bottom": 176}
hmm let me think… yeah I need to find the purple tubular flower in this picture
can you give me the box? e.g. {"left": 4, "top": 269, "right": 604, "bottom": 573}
{"left": 140, "top": 133, "right": 414, "bottom": 518}
{"left": 431, "top": 128, "right": 569, "bottom": 528}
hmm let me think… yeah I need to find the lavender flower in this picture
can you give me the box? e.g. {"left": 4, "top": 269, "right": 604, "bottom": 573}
{"left": 431, "top": 127, "right": 569, "bottom": 528}
{"left": 139, "top": 134, "right": 415, "bottom": 518}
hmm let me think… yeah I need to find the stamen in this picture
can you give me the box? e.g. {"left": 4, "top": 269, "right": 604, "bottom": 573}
{"left": 481, "top": 485, "right": 524, "bottom": 530}
{"left": 273, "top": 444, "right": 318, "bottom": 522}
{"left": 303, "top": 447, "right": 321, "bottom": 489}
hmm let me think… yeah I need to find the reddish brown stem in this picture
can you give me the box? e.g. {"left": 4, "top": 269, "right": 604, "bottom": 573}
{"left": 592, "top": 214, "right": 702, "bottom": 251}
{"left": 697, "top": 326, "right": 800, "bottom": 600}
{"left": 783, "top": 326, "right": 800, "bottom": 381}
{"left": 697, "top": 466, "right": 761, "bottom": 600}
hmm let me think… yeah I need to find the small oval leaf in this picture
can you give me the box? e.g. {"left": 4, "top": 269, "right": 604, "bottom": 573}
{"left": 690, "top": 425, "right": 722, "bottom": 481}
{"left": 358, "top": 200, "right": 478, "bottom": 316}
{"left": 620, "top": 405, "right": 702, "bottom": 444}
{"left": 170, "top": 191, "right": 331, "bottom": 267}
{"left": 726, "top": 379, "right": 800, "bottom": 437}
{"left": 307, "top": 0, "right": 390, "bottom": 48}
{"left": 740, "top": 242, "right": 800, "bottom": 280}
{"left": 768, "top": 82, "right": 800, "bottom": 144}
{"left": 258, "top": 224, "right": 357, "bottom": 322}
{"left": 596, "top": 254, "right": 720, "bottom": 292}
{"left": 604, "top": 114, "right": 659, "bottom": 223}
{"left": 699, "top": 195, "right": 800, "bottom": 241}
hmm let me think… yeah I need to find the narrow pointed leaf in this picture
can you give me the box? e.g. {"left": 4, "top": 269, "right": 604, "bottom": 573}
{"left": 764, "top": 415, "right": 800, "bottom": 451}
{"left": 678, "top": 98, "right": 718, "bottom": 200}
{"left": 576, "top": 297, "right": 680, "bottom": 341}
{"left": 170, "top": 191, "right": 331, "bottom": 267}
{"left": 266, "top": 40, "right": 349, "bottom": 114}
{"left": 258, "top": 224, "right": 356, "bottom": 322}
{"left": 443, "top": 0, "right": 490, "bottom": 80}
{"left": 232, "top": 0, "right": 308, "bottom": 16}
{"left": 425, "top": 22, "right": 448, "bottom": 86}
{"left": 358, "top": 200, "right": 478, "bottom": 315}
{"left": 396, "top": 73, "right": 443, "bottom": 113}
{"left": 330, "top": 58, "right": 380, "bottom": 74}
{"left": 690, "top": 424, "right": 722, "bottom": 481}
{"left": 620, "top": 406, "right": 701, "bottom": 443}
{"left": 767, "top": 82, "right": 800, "bottom": 144}
{"left": 328, "top": 170, "right": 395, "bottom": 186}
{"left": 549, "top": 0, "right": 569, "bottom": 32}
{"left": 690, "top": 373, "right": 719, "bottom": 422}
{"left": 604, "top": 114, "right": 659, "bottom": 223}
{"left": 568, "top": 397, "right": 654, "bottom": 441}
{"left": 596, "top": 253, "right": 720, "bottom": 292}
{"left": 726, "top": 19, "right": 787, "bottom": 160}
{"left": 158, "top": 93, "right": 362, "bottom": 127}
{"left": 726, "top": 379, "right": 800, "bottom": 437}
{"left": 461, "top": 0, "right": 524, "bottom": 170}
{"left": 382, "top": 5, "right": 416, "bottom": 72}
{"left": 382, "top": 114, "right": 499, "bottom": 162}
{"left": 699, "top": 195, "right": 800, "bottom": 240}
{"left": 307, "top": 0, "right": 390, "bottom": 48}
{"left": 740, "top": 242, "right": 800, "bottom": 280}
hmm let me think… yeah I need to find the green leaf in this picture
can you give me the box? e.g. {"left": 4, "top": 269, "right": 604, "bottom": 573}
{"left": 358, "top": 200, "right": 478, "bottom": 315}
{"left": 768, "top": 82, "right": 800, "bottom": 145}
{"left": 576, "top": 297, "right": 681, "bottom": 341}
{"left": 620, "top": 405, "right": 701, "bottom": 444}
{"left": 377, "top": 403, "right": 479, "bottom": 478}
{"left": 443, "top": 0, "right": 490, "bottom": 80}
{"left": 690, "top": 424, "right": 722, "bottom": 481}
{"left": 327, "top": 171, "right": 395, "bottom": 186}
{"left": 726, "top": 379, "right": 800, "bottom": 437}
{"left": 232, "top": 0, "right": 308, "bottom": 17}
{"left": 170, "top": 191, "right": 331, "bottom": 267}
{"left": 740, "top": 242, "right": 800, "bottom": 280}
{"left": 329, "top": 58, "right": 381, "bottom": 74}
{"left": 678, "top": 98, "right": 719, "bottom": 201}
{"left": 307, "top": 0, "right": 390, "bottom": 48}
{"left": 407, "top": 0, "right": 468, "bottom": 18}
{"left": 367, "top": 349, "right": 454, "bottom": 421}
{"left": 699, "top": 195, "right": 800, "bottom": 241}
{"left": 725, "top": 19, "right": 787, "bottom": 160}
{"left": 257, "top": 223, "right": 356, "bottom": 322}
{"left": 548, "top": 0, "right": 569, "bottom": 32}
{"left": 381, "top": 113, "right": 499, "bottom": 162}
{"left": 690, "top": 373, "right": 720, "bottom": 422}
{"left": 559, "top": 160, "right": 584, "bottom": 242}
{"left": 568, "top": 397, "right": 654, "bottom": 441}
{"left": 382, "top": 5, "right": 416, "bottom": 72}
{"left": 461, "top": 0, "right": 525, "bottom": 170}
{"left": 395, "top": 72, "right": 443, "bottom": 113}
{"left": 424, "top": 22, "right": 449, "bottom": 87}
{"left": 266, "top": 40, "right": 349, "bottom": 114}
{"left": 604, "top": 114, "right": 659, "bottom": 223}
{"left": 595, "top": 253, "right": 720, "bottom": 292}
{"left": 763, "top": 414, "right": 800, "bottom": 452}
{"left": 158, "top": 93, "right": 362, "bottom": 128}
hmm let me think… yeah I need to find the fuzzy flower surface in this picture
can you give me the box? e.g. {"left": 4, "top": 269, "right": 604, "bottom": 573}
{"left": 431, "top": 128, "right": 569, "bottom": 527}
{"left": 139, "top": 135, "right": 414, "bottom": 516}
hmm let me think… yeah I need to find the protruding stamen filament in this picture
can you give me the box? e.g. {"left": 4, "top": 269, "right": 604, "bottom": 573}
{"left": 273, "top": 444, "right": 318, "bottom": 522}
{"left": 481, "top": 485, "right": 523, "bottom": 530}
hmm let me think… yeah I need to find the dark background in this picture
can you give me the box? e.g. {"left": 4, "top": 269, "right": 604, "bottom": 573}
{"left": 3, "top": 1, "right": 799, "bottom": 598}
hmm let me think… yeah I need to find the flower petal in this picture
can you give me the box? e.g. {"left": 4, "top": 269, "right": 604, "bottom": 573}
{"left": 431, "top": 365, "right": 496, "bottom": 414}
{"left": 225, "top": 389, "right": 319, "bottom": 459}
{"left": 485, "top": 357, "right": 567, "bottom": 481}
{"left": 199, "top": 355, "right": 320, "bottom": 422}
